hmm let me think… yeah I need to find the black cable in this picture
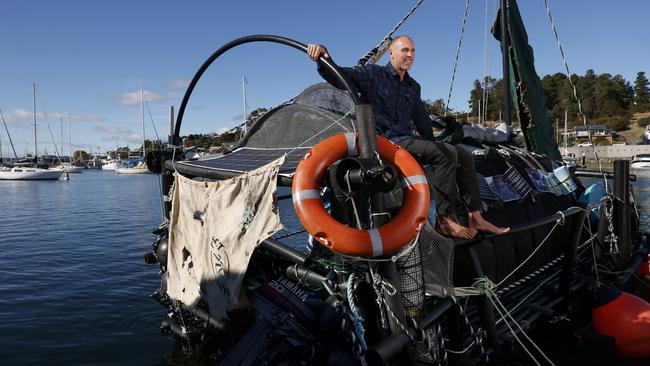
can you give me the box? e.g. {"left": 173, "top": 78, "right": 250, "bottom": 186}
{"left": 173, "top": 35, "right": 361, "bottom": 144}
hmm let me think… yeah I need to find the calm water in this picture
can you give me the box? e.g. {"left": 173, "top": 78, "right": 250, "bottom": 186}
{"left": 0, "top": 169, "right": 648, "bottom": 365}
{"left": 0, "top": 171, "right": 172, "bottom": 365}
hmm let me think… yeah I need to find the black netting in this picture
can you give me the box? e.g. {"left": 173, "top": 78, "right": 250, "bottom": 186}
{"left": 294, "top": 82, "right": 356, "bottom": 115}
{"left": 419, "top": 221, "right": 455, "bottom": 296}
{"left": 239, "top": 83, "right": 356, "bottom": 149}
{"left": 396, "top": 243, "right": 425, "bottom": 317}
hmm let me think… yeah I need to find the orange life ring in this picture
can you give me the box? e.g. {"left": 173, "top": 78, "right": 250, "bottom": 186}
{"left": 292, "top": 133, "right": 430, "bottom": 257}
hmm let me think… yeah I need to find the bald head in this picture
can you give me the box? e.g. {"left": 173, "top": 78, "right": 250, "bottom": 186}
{"left": 389, "top": 35, "right": 415, "bottom": 80}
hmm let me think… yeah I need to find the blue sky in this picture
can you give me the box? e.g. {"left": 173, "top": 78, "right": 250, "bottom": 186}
{"left": 1, "top": 0, "right": 648, "bottom": 156}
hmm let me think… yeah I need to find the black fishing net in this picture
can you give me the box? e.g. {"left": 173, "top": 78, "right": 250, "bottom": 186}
{"left": 239, "top": 83, "right": 356, "bottom": 149}
{"left": 418, "top": 220, "right": 456, "bottom": 296}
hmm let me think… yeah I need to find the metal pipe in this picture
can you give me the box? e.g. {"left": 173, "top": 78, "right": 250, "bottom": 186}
{"left": 613, "top": 160, "right": 631, "bottom": 268}
{"left": 33, "top": 83, "right": 38, "bottom": 163}
{"left": 574, "top": 169, "right": 636, "bottom": 182}
{"left": 164, "top": 159, "right": 293, "bottom": 186}
{"left": 260, "top": 237, "right": 307, "bottom": 266}
{"left": 469, "top": 247, "right": 499, "bottom": 350}
{"left": 455, "top": 206, "right": 584, "bottom": 248}
{"left": 356, "top": 104, "right": 376, "bottom": 159}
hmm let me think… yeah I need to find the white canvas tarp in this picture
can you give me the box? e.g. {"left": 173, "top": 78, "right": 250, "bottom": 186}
{"left": 166, "top": 156, "right": 285, "bottom": 319}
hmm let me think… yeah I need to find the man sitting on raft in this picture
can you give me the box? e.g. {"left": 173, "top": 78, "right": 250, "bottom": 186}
{"left": 307, "top": 36, "right": 509, "bottom": 239}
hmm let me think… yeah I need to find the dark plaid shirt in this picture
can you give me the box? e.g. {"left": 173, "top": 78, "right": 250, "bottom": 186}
{"left": 318, "top": 61, "right": 434, "bottom": 141}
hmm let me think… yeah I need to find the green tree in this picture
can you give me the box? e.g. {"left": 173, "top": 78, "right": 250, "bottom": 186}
{"left": 634, "top": 71, "right": 650, "bottom": 110}
{"left": 73, "top": 150, "right": 92, "bottom": 161}
{"left": 424, "top": 98, "right": 450, "bottom": 117}
{"left": 468, "top": 79, "right": 483, "bottom": 117}
{"left": 144, "top": 139, "right": 161, "bottom": 152}
{"left": 576, "top": 69, "right": 596, "bottom": 118}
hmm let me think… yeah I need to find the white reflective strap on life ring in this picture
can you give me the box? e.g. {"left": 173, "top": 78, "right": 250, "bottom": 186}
{"left": 344, "top": 133, "right": 358, "bottom": 156}
{"left": 368, "top": 228, "right": 383, "bottom": 257}
{"left": 400, "top": 175, "right": 428, "bottom": 189}
{"left": 292, "top": 189, "right": 321, "bottom": 203}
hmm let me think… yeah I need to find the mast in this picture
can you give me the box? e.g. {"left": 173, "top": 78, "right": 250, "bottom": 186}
{"left": 168, "top": 105, "right": 174, "bottom": 145}
{"left": 60, "top": 117, "right": 64, "bottom": 164}
{"left": 33, "top": 83, "right": 38, "bottom": 164}
{"left": 68, "top": 114, "right": 72, "bottom": 163}
{"left": 242, "top": 75, "right": 248, "bottom": 135}
{"left": 500, "top": 0, "right": 512, "bottom": 127}
{"left": 564, "top": 109, "right": 569, "bottom": 155}
{"left": 141, "top": 89, "right": 145, "bottom": 159}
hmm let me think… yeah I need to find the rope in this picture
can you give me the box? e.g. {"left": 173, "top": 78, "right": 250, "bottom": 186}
{"left": 445, "top": 0, "right": 471, "bottom": 116}
{"left": 344, "top": 170, "right": 364, "bottom": 229}
{"left": 447, "top": 296, "right": 486, "bottom": 360}
{"left": 346, "top": 273, "right": 368, "bottom": 350}
{"left": 369, "top": 265, "right": 418, "bottom": 343}
{"left": 485, "top": 286, "right": 555, "bottom": 366}
{"left": 144, "top": 96, "right": 161, "bottom": 142}
{"left": 358, "top": 0, "right": 425, "bottom": 66}
{"left": 541, "top": 0, "right": 608, "bottom": 190}
{"left": 272, "top": 228, "right": 307, "bottom": 240}
{"left": 0, "top": 109, "right": 19, "bottom": 159}
{"left": 496, "top": 219, "right": 560, "bottom": 288}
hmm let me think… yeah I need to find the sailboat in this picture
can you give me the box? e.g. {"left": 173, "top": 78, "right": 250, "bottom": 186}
{"left": 50, "top": 116, "right": 83, "bottom": 173}
{"left": 141, "top": 1, "right": 650, "bottom": 364}
{"left": 0, "top": 84, "right": 62, "bottom": 180}
{"left": 116, "top": 89, "right": 151, "bottom": 174}
{"left": 560, "top": 109, "right": 580, "bottom": 166}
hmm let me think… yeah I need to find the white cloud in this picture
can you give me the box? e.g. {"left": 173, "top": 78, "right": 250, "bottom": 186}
{"left": 94, "top": 125, "right": 145, "bottom": 145}
{"left": 1, "top": 108, "right": 102, "bottom": 124}
{"left": 108, "top": 89, "right": 167, "bottom": 105}
{"left": 165, "top": 79, "right": 190, "bottom": 89}
{"left": 93, "top": 126, "right": 133, "bottom": 135}
{"left": 124, "top": 133, "right": 144, "bottom": 144}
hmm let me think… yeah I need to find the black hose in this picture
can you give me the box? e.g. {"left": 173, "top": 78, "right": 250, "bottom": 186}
{"left": 174, "top": 34, "right": 361, "bottom": 144}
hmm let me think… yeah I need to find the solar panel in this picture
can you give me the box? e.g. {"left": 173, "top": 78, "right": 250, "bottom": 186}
{"left": 177, "top": 147, "right": 309, "bottom": 177}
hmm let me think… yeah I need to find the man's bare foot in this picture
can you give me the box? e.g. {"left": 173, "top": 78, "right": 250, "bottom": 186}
{"left": 436, "top": 215, "right": 477, "bottom": 239}
{"left": 468, "top": 211, "right": 510, "bottom": 235}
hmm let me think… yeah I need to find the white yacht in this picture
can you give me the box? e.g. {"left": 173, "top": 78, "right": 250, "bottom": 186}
{"left": 630, "top": 154, "right": 650, "bottom": 169}
{"left": 116, "top": 89, "right": 151, "bottom": 175}
{"left": 643, "top": 125, "right": 650, "bottom": 142}
{"left": 116, "top": 161, "right": 150, "bottom": 174}
{"left": 0, "top": 84, "right": 63, "bottom": 181}
{"left": 0, "top": 166, "right": 63, "bottom": 180}
{"left": 50, "top": 162, "right": 83, "bottom": 173}
{"left": 101, "top": 159, "right": 120, "bottom": 171}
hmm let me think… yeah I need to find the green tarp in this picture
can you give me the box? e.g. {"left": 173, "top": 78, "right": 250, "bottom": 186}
{"left": 493, "top": 1, "right": 561, "bottom": 160}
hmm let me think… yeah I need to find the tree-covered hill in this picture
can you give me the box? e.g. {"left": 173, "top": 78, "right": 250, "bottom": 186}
{"left": 468, "top": 70, "right": 650, "bottom": 131}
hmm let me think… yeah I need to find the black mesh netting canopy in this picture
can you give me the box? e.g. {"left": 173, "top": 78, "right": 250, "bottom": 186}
{"left": 176, "top": 83, "right": 357, "bottom": 176}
